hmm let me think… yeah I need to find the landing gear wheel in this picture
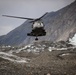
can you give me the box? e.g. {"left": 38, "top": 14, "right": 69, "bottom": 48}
{"left": 35, "top": 37, "right": 38, "bottom": 41}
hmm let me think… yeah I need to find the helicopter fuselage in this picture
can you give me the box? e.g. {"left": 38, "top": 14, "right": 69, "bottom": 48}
{"left": 27, "top": 21, "right": 46, "bottom": 40}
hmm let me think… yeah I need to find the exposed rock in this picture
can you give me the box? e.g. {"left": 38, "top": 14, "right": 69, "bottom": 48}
{"left": 0, "top": 41, "right": 76, "bottom": 75}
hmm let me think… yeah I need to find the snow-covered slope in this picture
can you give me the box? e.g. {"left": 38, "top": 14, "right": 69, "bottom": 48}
{"left": 0, "top": 52, "right": 29, "bottom": 63}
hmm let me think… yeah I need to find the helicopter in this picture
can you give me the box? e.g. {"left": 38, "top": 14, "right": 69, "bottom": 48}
{"left": 2, "top": 13, "right": 48, "bottom": 40}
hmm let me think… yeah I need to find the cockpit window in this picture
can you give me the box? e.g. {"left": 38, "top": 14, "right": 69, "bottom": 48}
{"left": 33, "top": 21, "right": 44, "bottom": 28}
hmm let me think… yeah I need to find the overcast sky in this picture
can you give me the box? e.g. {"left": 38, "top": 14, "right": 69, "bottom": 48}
{"left": 0, "top": 0, "right": 75, "bottom": 35}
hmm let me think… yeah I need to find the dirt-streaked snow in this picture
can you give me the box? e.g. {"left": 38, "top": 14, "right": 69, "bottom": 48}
{"left": 0, "top": 52, "right": 29, "bottom": 63}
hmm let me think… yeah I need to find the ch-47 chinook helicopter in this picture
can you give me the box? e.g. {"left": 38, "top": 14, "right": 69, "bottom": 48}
{"left": 2, "top": 13, "right": 48, "bottom": 40}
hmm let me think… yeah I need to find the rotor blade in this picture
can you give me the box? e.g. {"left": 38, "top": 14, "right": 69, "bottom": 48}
{"left": 30, "top": 12, "right": 48, "bottom": 22}
{"left": 29, "top": 20, "right": 34, "bottom": 23}
{"left": 39, "top": 12, "right": 48, "bottom": 19}
{"left": 2, "top": 15, "right": 34, "bottom": 20}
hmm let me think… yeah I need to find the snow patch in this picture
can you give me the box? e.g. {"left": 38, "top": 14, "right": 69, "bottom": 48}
{"left": 69, "top": 34, "right": 76, "bottom": 46}
{"left": 48, "top": 47, "right": 53, "bottom": 52}
{"left": 60, "top": 53, "right": 70, "bottom": 56}
{"left": 48, "top": 47, "right": 68, "bottom": 51}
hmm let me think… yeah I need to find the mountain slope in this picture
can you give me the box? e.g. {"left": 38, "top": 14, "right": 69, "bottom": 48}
{"left": 0, "top": 1, "right": 76, "bottom": 46}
